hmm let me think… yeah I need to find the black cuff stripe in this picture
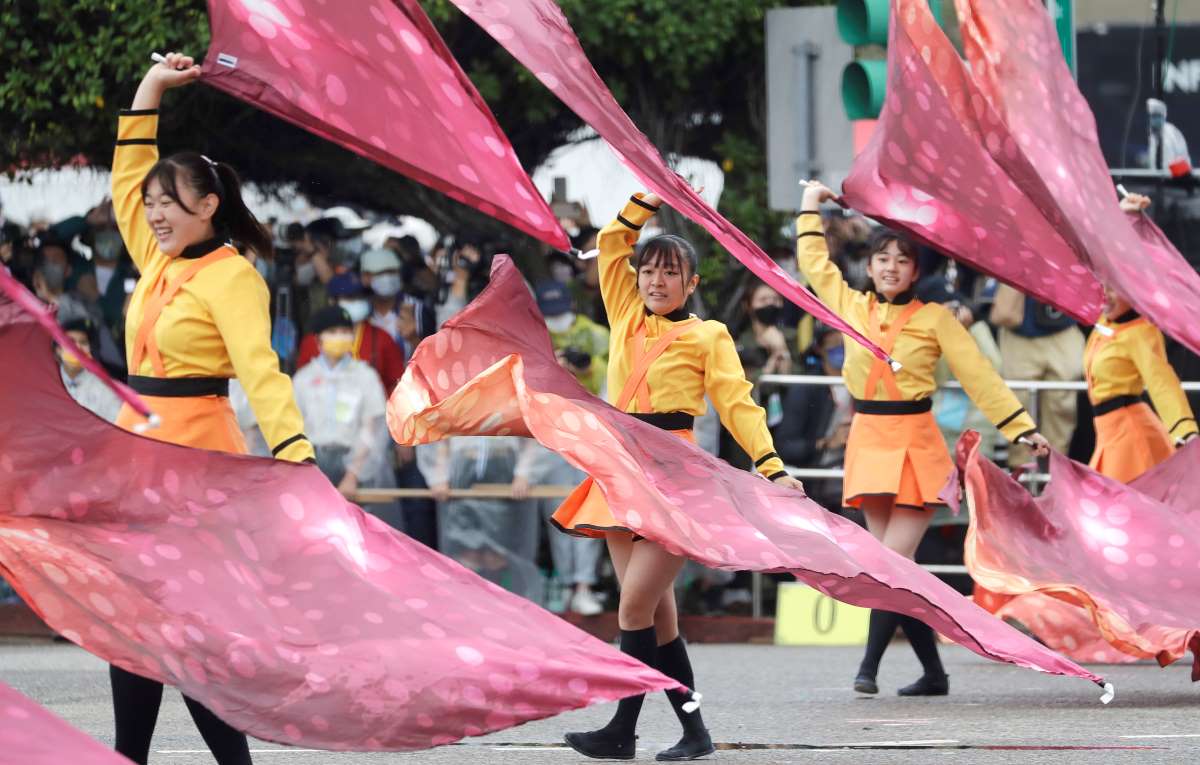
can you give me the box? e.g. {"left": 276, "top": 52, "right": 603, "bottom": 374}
{"left": 115, "top": 138, "right": 156, "bottom": 146}
{"left": 995, "top": 407, "right": 1027, "bottom": 431}
{"left": 616, "top": 214, "right": 643, "bottom": 231}
{"left": 766, "top": 470, "right": 790, "bottom": 481}
{"left": 272, "top": 433, "right": 309, "bottom": 456}
{"left": 119, "top": 108, "right": 159, "bottom": 116}
{"left": 754, "top": 451, "right": 781, "bottom": 468}
{"left": 1169, "top": 417, "right": 1196, "bottom": 434}
{"left": 797, "top": 210, "right": 821, "bottom": 216}
{"left": 629, "top": 196, "right": 660, "bottom": 212}
{"left": 797, "top": 231, "right": 824, "bottom": 239}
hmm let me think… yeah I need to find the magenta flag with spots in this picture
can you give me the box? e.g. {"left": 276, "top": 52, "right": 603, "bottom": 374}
{"left": 0, "top": 681, "right": 133, "bottom": 764}
{"left": 956, "top": 431, "right": 1200, "bottom": 679}
{"left": 955, "top": 0, "right": 1200, "bottom": 353}
{"left": 0, "top": 281, "right": 678, "bottom": 751}
{"left": 199, "top": 0, "right": 568, "bottom": 250}
{"left": 442, "top": 0, "right": 890, "bottom": 363}
{"left": 842, "top": 0, "right": 1105, "bottom": 323}
{"left": 388, "top": 256, "right": 1109, "bottom": 693}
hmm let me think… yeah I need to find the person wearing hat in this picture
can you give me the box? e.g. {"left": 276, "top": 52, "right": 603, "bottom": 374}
{"left": 57, "top": 316, "right": 121, "bottom": 422}
{"left": 1146, "top": 98, "right": 1192, "bottom": 175}
{"left": 360, "top": 247, "right": 434, "bottom": 358}
{"left": 296, "top": 271, "right": 406, "bottom": 394}
{"left": 511, "top": 281, "right": 610, "bottom": 616}
{"left": 293, "top": 306, "right": 390, "bottom": 499}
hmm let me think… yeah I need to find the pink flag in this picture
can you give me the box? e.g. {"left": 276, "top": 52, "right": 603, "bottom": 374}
{"left": 956, "top": 0, "right": 1200, "bottom": 354}
{"left": 199, "top": 0, "right": 568, "bottom": 250}
{"left": 388, "top": 255, "right": 1110, "bottom": 694}
{"left": 0, "top": 279, "right": 676, "bottom": 751}
{"left": 957, "top": 431, "right": 1200, "bottom": 678}
{"left": 443, "top": 0, "right": 889, "bottom": 362}
{"left": 0, "top": 681, "right": 134, "bottom": 764}
{"left": 842, "top": 0, "right": 1104, "bottom": 323}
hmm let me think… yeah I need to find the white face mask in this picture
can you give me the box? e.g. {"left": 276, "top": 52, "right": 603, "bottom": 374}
{"left": 371, "top": 273, "right": 402, "bottom": 297}
{"left": 295, "top": 261, "right": 316, "bottom": 286}
{"left": 545, "top": 312, "right": 575, "bottom": 333}
{"left": 550, "top": 263, "right": 574, "bottom": 284}
{"left": 339, "top": 299, "right": 370, "bottom": 324}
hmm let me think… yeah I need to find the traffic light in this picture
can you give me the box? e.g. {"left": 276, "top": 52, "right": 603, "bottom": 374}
{"left": 837, "top": 0, "right": 945, "bottom": 120}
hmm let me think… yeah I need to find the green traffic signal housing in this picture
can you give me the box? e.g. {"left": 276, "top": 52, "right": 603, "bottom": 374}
{"left": 837, "top": 0, "right": 945, "bottom": 120}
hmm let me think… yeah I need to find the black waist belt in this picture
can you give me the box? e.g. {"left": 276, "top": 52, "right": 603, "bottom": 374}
{"left": 631, "top": 411, "right": 694, "bottom": 431}
{"left": 128, "top": 375, "right": 230, "bottom": 398}
{"left": 852, "top": 398, "right": 933, "bottom": 416}
{"left": 1092, "top": 394, "right": 1142, "bottom": 417}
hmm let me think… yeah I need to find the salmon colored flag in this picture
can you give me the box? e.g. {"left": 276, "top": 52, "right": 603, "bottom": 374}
{"left": 956, "top": 431, "right": 1200, "bottom": 678}
{"left": 842, "top": 0, "right": 1104, "bottom": 323}
{"left": 443, "top": 0, "right": 890, "bottom": 362}
{"left": 0, "top": 681, "right": 134, "bottom": 764}
{"left": 199, "top": 0, "right": 568, "bottom": 250}
{"left": 388, "top": 256, "right": 1113, "bottom": 697}
{"left": 0, "top": 268, "right": 677, "bottom": 752}
{"left": 956, "top": 0, "right": 1200, "bottom": 355}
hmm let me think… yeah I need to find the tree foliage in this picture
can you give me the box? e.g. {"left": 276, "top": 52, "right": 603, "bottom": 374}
{"left": 2, "top": 0, "right": 824, "bottom": 302}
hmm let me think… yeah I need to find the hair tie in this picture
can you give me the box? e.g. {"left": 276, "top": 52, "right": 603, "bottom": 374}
{"left": 200, "top": 154, "right": 218, "bottom": 168}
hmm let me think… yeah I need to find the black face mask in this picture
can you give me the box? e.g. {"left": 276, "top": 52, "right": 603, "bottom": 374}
{"left": 753, "top": 305, "right": 782, "bottom": 327}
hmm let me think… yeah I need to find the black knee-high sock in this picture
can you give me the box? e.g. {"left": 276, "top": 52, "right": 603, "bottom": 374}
{"left": 601, "top": 626, "right": 659, "bottom": 736}
{"left": 857, "top": 610, "right": 901, "bottom": 678}
{"left": 899, "top": 616, "right": 945, "bottom": 676}
{"left": 111, "top": 665, "right": 164, "bottom": 765}
{"left": 655, "top": 636, "right": 706, "bottom": 736}
{"left": 182, "top": 695, "right": 253, "bottom": 765}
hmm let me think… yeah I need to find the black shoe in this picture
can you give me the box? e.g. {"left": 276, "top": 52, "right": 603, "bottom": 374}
{"left": 853, "top": 674, "right": 879, "bottom": 694}
{"left": 656, "top": 729, "right": 715, "bottom": 761}
{"left": 564, "top": 730, "right": 637, "bottom": 760}
{"left": 897, "top": 673, "right": 949, "bottom": 696}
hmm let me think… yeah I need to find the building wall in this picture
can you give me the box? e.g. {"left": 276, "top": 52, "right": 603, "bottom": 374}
{"left": 1076, "top": 0, "right": 1200, "bottom": 26}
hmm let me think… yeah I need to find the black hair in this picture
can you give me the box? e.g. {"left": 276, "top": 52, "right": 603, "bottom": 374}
{"left": 141, "top": 152, "right": 273, "bottom": 259}
{"left": 866, "top": 227, "right": 919, "bottom": 263}
{"left": 634, "top": 234, "right": 698, "bottom": 280}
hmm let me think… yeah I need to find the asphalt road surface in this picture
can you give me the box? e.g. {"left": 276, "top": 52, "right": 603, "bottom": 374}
{"left": 3, "top": 639, "right": 1197, "bottom": 764}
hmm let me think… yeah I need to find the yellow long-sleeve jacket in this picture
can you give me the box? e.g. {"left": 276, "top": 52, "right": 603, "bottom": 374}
{"left": 1086, "top": 311, "right": 1198, "bottom": 441}
{"left": 795, "top": 212, "right": 1036, "bottom": 443}
{"left": 113, "top": 110, "right": 314, "bottom": 462}
{"left": 600, "top": 196, "right": 787, "bottom": 480}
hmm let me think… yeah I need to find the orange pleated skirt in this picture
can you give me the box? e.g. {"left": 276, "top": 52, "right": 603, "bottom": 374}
{"left": 115, "top": 395, "right": 248, "bottom": 455}
{"left": 842, "top": 410, "right": 952, "bottom": 511}
{"left": 1089, "top": 401, "right": 1173, "bottom": 484}
{"left": 551, "top": 428, "right": 695, "bottom": 538}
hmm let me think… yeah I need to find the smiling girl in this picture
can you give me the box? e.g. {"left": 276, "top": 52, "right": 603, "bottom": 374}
{"left": 797, "top": 181, "right": 1051, "bottom": 698}
{"left": 552, "top": 193, "right": 804, "bottom": 761}
{"left": 108, "top": 52, "right": 315, "bottom": 765}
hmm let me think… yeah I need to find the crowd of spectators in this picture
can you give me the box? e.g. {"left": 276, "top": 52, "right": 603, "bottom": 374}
{"left": 0, "top": 193, "right": 1143, "bottom": 616}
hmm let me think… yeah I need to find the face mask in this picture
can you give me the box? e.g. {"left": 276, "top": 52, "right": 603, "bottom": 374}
{"left": 545, "top": 313, "right": 575, "bottom": 333}
{"left": 60, "top": 350, "right": 84, "bottom": 372}
{"left": 93, "top": 230, "right": 123, "bottom": 262}
{"left": 371, "top": 273, "right": 402, "bottom": 297}
{"left": 339, "top": 299, "right": 370, "bottom": 323}
{"left": 321, "top": 336, "right": 354, "bottom": 361}
{"left": 826, "top": 346, "right": 846, "bottom": 371}
{"left": 341, "top": 237, "right": 366, "bottom": 261}
{"left": 753, "top": 305, "right": 782, "bottom": 327}
{"left": 551, "top": 263, "right": 574, "bottom": 284}
{"left": 295, "top": 261, "right": 316, "bottom": 286}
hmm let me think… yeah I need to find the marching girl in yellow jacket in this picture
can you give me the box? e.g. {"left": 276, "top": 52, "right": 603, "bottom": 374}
{"left": 796, "top": 182, "right": 1051, "bottom": 698}
{"left": 109, "top": 52, "right": 315, "bottom": 765}
{"left": 552, "top": 193, "right": 804, "bottom": 761}
{"left": 1084, "top": 193, "right": 1198, "bottom": 483}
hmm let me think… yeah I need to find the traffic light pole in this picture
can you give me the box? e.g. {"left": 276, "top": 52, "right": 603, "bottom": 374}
{"left": 1154, "top": 0, "right": 1166, "bottom": 208}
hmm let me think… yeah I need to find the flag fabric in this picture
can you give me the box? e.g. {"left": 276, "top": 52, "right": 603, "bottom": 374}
{"left": 200, "top": 0, "right": 568, "bottom": 250}
{"left": 388, "top": 255, "right": 1109, "bottom": 693}
{"left": 443, "top": 0, "right": 890, "bottom": 362}
{"left": 841, "top": 0, "right": 1105, "bottom": 323}
{"left": 956, "top": 431, "right": 1200, "bottom": 678}
{"left": 0, "top": 680, "right": 134, "bottom": 764}
{"left": 0, "top": 272, "right": 677, "bottom": 752}
{"left": 955, "top": 0, "right": 1200, "bottom": 355}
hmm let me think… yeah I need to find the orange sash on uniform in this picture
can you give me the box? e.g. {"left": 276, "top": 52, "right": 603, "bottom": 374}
{"left": 551, "top": 318, "right": 698, "bottom": 537}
